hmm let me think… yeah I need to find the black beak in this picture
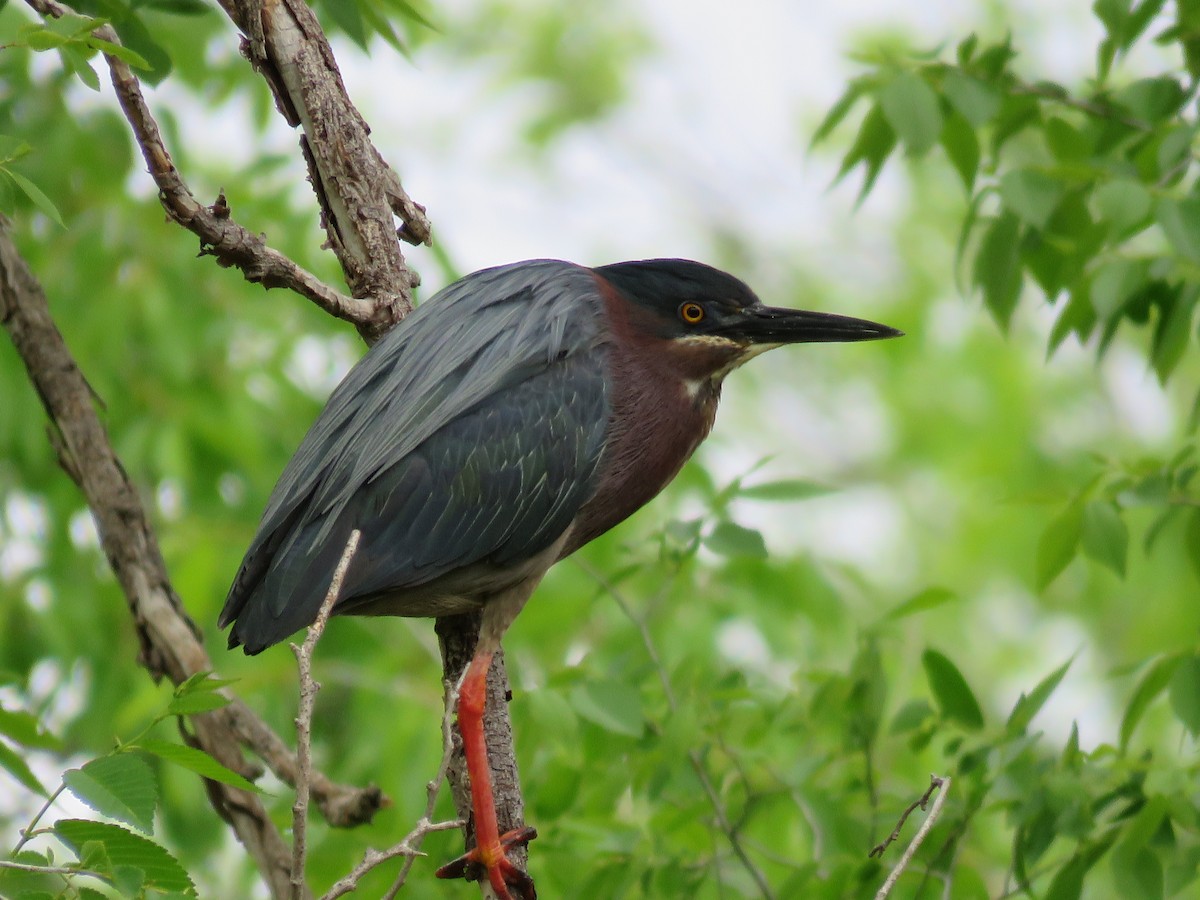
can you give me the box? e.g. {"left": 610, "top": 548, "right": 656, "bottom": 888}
{"left": 725, "top": 305, "right": 904, "bottom": 345}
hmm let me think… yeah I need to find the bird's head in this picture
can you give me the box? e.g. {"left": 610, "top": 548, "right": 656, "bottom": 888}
{"left": 594, "top": 259, "right": 902, "bottom": 389}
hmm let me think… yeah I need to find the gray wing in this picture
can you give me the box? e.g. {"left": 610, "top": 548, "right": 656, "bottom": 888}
{"left": 220, "top": 261, "right": 611, "bottom": 653}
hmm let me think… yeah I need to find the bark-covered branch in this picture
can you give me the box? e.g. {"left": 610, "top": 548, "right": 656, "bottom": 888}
{"left": 215, "top": 0, "right": 431, "bottom": 344}
{"left": 23, "top": 0, "right": 372, "bottom": 329}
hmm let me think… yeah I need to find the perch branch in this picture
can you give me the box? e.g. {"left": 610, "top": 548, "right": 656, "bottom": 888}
{"left": 23, "top": 0, "right": 366, "bottom": 327}
{"left": 871, "top": 775, "right": 950, "bottom": 899}
{"left": 291, "top": 530, "right": 361, "bottom": 899}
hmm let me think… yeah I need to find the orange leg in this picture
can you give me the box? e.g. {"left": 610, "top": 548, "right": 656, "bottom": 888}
{"left": 435, "top": 650, "right": 537, "bottom": 899}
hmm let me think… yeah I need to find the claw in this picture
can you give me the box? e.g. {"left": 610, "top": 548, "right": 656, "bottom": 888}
{"left": 436, "top": 826, "right": 537, "bottom": 898}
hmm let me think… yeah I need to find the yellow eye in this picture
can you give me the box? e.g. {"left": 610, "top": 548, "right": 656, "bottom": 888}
{"left": 679, "top": 302, "right": 705, "bottom": 324}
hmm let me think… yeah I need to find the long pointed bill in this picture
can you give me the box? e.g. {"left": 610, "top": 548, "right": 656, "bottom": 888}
{"left": 729, "top": 306, "right": 903, "bottom": 344}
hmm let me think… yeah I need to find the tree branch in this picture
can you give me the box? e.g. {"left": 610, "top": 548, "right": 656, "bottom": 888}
{"left": 215, "top": 0, "right": 431, "bottom": 343}
{"left": 872, "top": 775, "right": 951, "bottom": 900}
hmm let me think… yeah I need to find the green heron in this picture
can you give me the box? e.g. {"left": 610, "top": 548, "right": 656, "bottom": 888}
{"left": 219, "top": 258, "right": 900, "bottom": 899}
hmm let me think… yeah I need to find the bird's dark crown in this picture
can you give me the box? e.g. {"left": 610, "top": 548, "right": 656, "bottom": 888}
{"left": 594, "top": 259, "right": 761, "bottom": 339}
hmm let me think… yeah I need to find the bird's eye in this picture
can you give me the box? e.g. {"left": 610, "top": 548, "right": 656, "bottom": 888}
{"left": 679, "top": 302, "right": 705, "bottom": 324}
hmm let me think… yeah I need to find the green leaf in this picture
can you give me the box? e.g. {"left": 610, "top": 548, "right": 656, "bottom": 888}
{"left": 1151, "top": 285, "right": 1195, "bottom": 384}
{"left": 1157, "top": 196, "right": 1200, "bottom": 265}
{"left": 879, "top": 71, "right": 943, "bottom": 156}
{"left": 1094, "top": 179, "right": 1152, "bottom": 237}
{"left": 569, "top": 680, "right": 643, "bottom": 737}
{"left": 1090, "top": 258, "right": 1147, "bottom": 320}
{"left": 59, "top": 46, "right": 101, "bottom": 91}
{"left": 835, "top": 102, "right": 897, "bottom": 200}
{"left": 0, "top": 738, "right": 47, "bottom": 796}
{"left": 883, "top": 586, "right": 958, "bottom": 622}
{"left": 889, "top": 699, "right": 934, "bottom": 734}
{"left": 1185, "top": 508, "right": 1200, "bottom": 581}
{"left": 922, "top": 648, "right": 984, "bottom": 730}
{"left": 973, "top": 211, "right": 1023, "bottom": 330}
{"left": 0, "top": 707, "right": 62, "bottom": 750}
{"left": 166, "top": 692, "right": 230, "bottom": 716}
{"left": 86, "top": 38, "right": 151, "bottom": 71}
{"left": 999, "top": 169, "right": 1063, "bottom": 230}
{"left": 1111, "top": 843, "right": 1164, "bottom": 900}
{"left": 175, "top": 671, "right": 239, "bottom": 696}
{"left": 1048, "top": 283, "right": 1097, "bottom": 355}
{"left": 135, "top": 739, "right": 261, "bottom": 792}
{"left": 812, "top": 80, "right": 869, "bottom": 145}
{"left": 1006, "top": 657, "right": 1074, "bottom": 735}
{"left": 64, "top": 754, "right": 158, "bottom": 834}
{"left": 7, "top": 170, "right": 65, "bottom": 227}
{"left": 1037, "top": 501, "right": 1084, "bottom": 589}
{"left": 1081, "top": 501, "right": 1129, "bottom": 576}
{"left": 704, "top": 521, "right": 768, "bottom": 558}
{"left": 54, "top": 819, "right": 195, "bottom": 895}
{"left": 737, "top": 479, "right": 833, "bottom": 502}
{"left": 941, "top": 111, "right": 980, "bottom": 190}
{"left": 1168, "top": 652, "right": 1200, "bottom": 735}
{"left": 1120, "top": 653, "right": 1183, "bottom": 749}
{"left": 941, "top": 69, "right": 1000, "bottom": 126}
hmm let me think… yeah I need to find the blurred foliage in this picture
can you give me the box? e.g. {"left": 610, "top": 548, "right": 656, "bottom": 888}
{"left": 0, "top": 1, "right": 1198, "bottom": 899}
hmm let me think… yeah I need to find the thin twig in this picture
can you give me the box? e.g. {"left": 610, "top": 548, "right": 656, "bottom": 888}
{"left": 24, "top": 0, "right": 369, "bottom": 328}
{"left": 577, "top": 558, "right": 778, "bottom": 900}
{"left": 0, "top": 860, "right": 107, "bottom": 878}
{"left": 321, "top": 678, "right": 466, "bottom": 900}
{"left": 872, "top": 775, "right": 951, "bottom": 900}
{"left": 11, "top": 784, "right": 65, "bottom": 856}
{"left": 290, "top": 529, "right": 362, "bottom": 900}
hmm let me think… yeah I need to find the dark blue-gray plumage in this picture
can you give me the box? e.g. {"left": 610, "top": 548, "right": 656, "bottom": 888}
{"left": 219, "top": 258, "right": 900, "bottom": 900}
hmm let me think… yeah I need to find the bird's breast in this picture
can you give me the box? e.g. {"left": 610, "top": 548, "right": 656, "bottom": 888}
{"left": 563, "top": 356, "right": 719, "bottom": 555}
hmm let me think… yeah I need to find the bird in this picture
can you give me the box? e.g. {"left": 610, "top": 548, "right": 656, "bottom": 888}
{"left": 219, "top": 258, "right": 901, "bottom": 899}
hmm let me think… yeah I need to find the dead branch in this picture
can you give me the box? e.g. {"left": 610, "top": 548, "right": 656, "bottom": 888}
{"left": 22, "top": 0, "right": 370, "bottom": 329}
{"left": 872, "top": 775, "right": 951, "bottom": 899}
{"left": 291, "top": 531, "right": 362, "bottom": 899}
{"left": 214, "top": 0, "right": 430, "bottom": 343}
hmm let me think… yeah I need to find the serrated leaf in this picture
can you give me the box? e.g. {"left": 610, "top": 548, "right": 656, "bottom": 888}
{"left": 54, "top": 819, "right": 194, "bottom": 895}
{"left": 999, "top": 169, "right": 1063, "bottom": 230}
{"left": 136, "top": 739, "right": 261, "bottom": 792}
{"left": 883, "top": 586, "right": 958, "bottom": 622}
{"left": 7, "top": 170, "right": 65, "bottom": 227}
{"left": 0, "top": 738, "right": 47, "bottom": 796}
{"left": 1036, "top": 501, "right": 1084, "bottom": 589}
{"left": 1121, "top": 653, "right": 1183, "bottom": 749}
{"left": 1081, "top": 500, "right": 1129, "bottom": 576}
{"left": 973, "top": 211, "right": 1022, "bottom": 330}
{"left": 922, "top": 648, "right": 984, "bottom": 730}
{"left": 1157, "top": 196, "right": 1200, "bottom": 265}
{"left": 704, "top": 521, "right": 768, "bottom": 558}
{"left": 879, "top": 71, "right": 943, "bottom": 156}
{"left": 1007, "top": 657, "right": 1074, "bottom": 735}
{"left": 737, "top": 479, "right": 833, "bottom": 502}
{"left": 569, "top": 681, "right": 643, "bottom": 738}
{"left": 1168, "top": 652, "right": 1200, "bottom": 735}
{"left": 64, "top": 754, "right": 158, "bottom": 834}
{"left": 166, "top": 692, "right": 229, "bottom": 716}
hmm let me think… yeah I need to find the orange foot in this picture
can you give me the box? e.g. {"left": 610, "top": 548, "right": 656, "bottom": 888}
{"left": 436, "top": 826, "right": 538, "bottom": 899}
